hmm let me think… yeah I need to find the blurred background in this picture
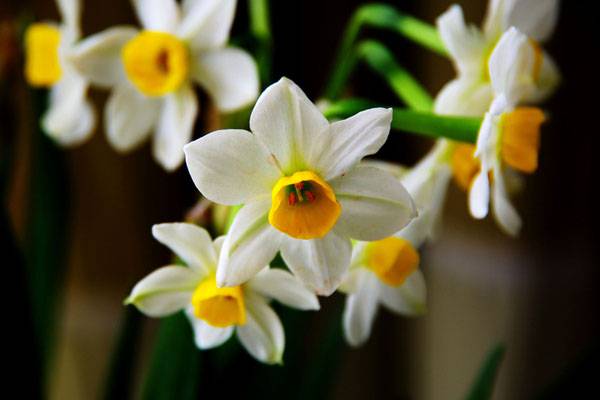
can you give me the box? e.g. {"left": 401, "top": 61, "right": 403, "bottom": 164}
{"left": 2, "top": 0, "right": 599, "bottom": 399}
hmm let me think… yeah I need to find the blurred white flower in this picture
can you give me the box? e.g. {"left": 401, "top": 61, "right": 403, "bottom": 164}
{"left": 467, "top": 28, "right": 546, "bottom": 236}
{"left": 125, "top": 223, "right": 319, "bottom": 364}
{"left": 24, "top": 0, "right": 96, "bottom": 146}
{"left": 435, "top": 0, "right": 560, "bottom": 116}
{"left": 184, "top": 77, "right": 416, "bottom": 295}
{"left": 340, "top": 234, "right": 427, "bottom": 347}
{"left": 69, "top": 0, "right": 259, "bottom": 171}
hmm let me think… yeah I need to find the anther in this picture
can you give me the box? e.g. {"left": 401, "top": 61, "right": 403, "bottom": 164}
{"left": 305, "top": 191, "right": 315, "bottom": 202}
{"left": 288, "top": 192, "right": 297, "bottom": 206}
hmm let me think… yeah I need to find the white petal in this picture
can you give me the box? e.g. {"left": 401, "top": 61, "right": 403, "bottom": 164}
{"left": 68, "top": 27, "right": 137, "bottom": 87}
{"left": 492, "top": 164, "right": 522, "bottom": 236}
{"left": 184, "top": 307, "right": 234, "bottom": 349}
{"left": 217, "top": 199, "right": 282, "bottom": 286}
{"left": 179, "top": 0, "right": 236, "bottom": 50}
{"left": 469, "top": 171, "right": 490, "bottom": 219}
{"left": 125, "top": 266, "right": 199, "bottom": 317}
{"left": 249, "top": 77, "right": 329, "bottom": 173}
{"left": 342, "top": 270, "right": 379, "bottom": 347}
{"left": 42, "top": 72, "right": 95, "bottom": 146}
{"left": 330, "top": 165, "right": 417, "bottom": 241}
{"left": 437, "top": 5, "right": 487, "bottom": 76}
{"left": 434, "top": 77, "right": 493, "bottom": 116}
{"left": 311, "top": 108, "right": 393, "bottom": 181}
{"left": 153, "top": 85, "right": 198, "bottom": 171}
{"left": 104, "top": 83, "right": 160, "bottom": 152}
{"left": 486, "top": 0, "right": 559, "bottom": 42}
{"left": 280, "top": 229, "right": 352, "bottom": 296}
{"left": 489, "top": 27, "right": 535, "bottom": 105}
{"left": 184, "top": 129, "right": 280, "bottom": 205}
{"left": 378, "top": 270, "right": 427, "bottom": 316}
{"left": 132, "top": 0, "right": 180, "bottom": 32}
{"left": 237, "top": 293, "right": 284, "bottom": 364}
{"left": 247, "top": 268, "right": 319, "bottom": 310}
{"left": 152, "top": 223, "right": 216, "bottom": 274}
{"left": 57, "top": 0, "right": 81, "bottom": 37}
{"left": 191, "top": 47, "right": 259, "bottom": 112}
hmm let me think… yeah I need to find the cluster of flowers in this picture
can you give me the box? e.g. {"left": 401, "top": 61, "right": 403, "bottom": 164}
{"left": 25, "top": 0, "right": 559, "bottom": 364}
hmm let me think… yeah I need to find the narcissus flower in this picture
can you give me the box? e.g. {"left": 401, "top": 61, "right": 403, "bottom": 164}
{"left": 24, "top": 0, "right": 96, "bottom": 145}
{"left": 464, "top": 28, "right": 546, "bottom": 235}
{"left": 125, "top": 223, "right": 319, "bottom": 364}
{"left": 340, "top": 233, "right": 427, "bottom": 347}
{"left": 184, "top": 78, "right": 416, "bottom": 295}
{"left": 435, "top": 0, "right": 560, "bottom": 116}
{"left": 69, "top": 0, "right": 258, "bottom": 171}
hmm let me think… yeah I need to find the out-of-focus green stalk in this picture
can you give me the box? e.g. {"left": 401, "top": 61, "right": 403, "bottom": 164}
{"left": 140, "top": 313, "right": 201, "bottom": 400}
{"left": 248, "top": 0, "right": 272, "bottom": 84}
{"left": 464, "top": 343, "right": 506, "bottom": 400}
{"left": 325, "top": 3, "right": 445, "bottom": 100}
{"left": 357, "top": 40, "right": 433, "bottom": 112}
{"left": 2, "top": 74, "right": 43, "bottom": 399}
{"left": 324, "top": 98, "right": 481, "bottom": 144}
{"left": 27, "top": 88, "right": 70, "bottom": 386}
{"left": 101, "top": 308, "right": 143, "bottom": 400}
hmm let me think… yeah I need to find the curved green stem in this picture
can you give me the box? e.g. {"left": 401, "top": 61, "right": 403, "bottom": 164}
{"left": 325, "top": 3, "right": 445, "bottom": 99}
{"left": 248, "top": 0, "right": 272, "bottom": 85}
{"left": 357, "top": 40, "right": 433, "bottom": 112}
{"left": 324, "top": 98, "right": 480, "bottom": 144}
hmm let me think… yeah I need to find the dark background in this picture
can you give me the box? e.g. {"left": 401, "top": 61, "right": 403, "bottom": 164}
{"left": 2, "top": 0, "right": 599, "bottom": 398}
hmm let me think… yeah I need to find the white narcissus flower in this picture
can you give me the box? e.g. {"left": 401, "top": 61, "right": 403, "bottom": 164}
{"left": 69, "top": 0, "right": 259, "bottom": 171}
{"left": 184, "top": 77, "right": 417, "bottom": 295}
{"left": 465, "top": 28, "right": 546, "bottom": 236}
{"left": 435, "top": 0, "right": 560, "bottom": 116}
{"left": 338, "top": 156, "right": 450, "bottom": 347}
{"left": 125, "top": 223, "right": 319, "bottom": 364}
{"left": 24, "top": 0, "right": 96, "bottom": 146}
{"left": 340, "top": 234, "right": 427, "bottom": 347}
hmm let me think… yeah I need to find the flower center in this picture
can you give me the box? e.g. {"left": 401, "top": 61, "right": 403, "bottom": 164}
{"left": 269, "top": 171, "right": 341, "bottom": 240}
{"left": 364, "top": 237, "right": 419, "bottom": 286}
{"left": 191, "top": 275, "right": 246, "bottom": 328}
{"left": 500, "top": 107, "right": 545, "bottom": 173}
{"left": 122, "top": 31, "right": 189, "bottom": 97}
{"left": 24, "top": 23, "right": 62, "bottom": 87}
{"left": 451, "top": 143, "right": 480, "bottom": 191}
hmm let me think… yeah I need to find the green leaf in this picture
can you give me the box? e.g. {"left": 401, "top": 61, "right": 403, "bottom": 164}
{"left": 325, "top": 3, "right": 445, "bottom": 99}
{"left": 140, "top": 313, "right": 202, "bottom": 400}
{"left": 323, "top": 98, "right": 481, "bottom": 143}
{"left": 247, "top": 0, "right": 273, "bottom": 85}
{"left": 464, "top": 343, "right": 506, "bottom": 400}
{"left": 26, "top": 88, "right": 70, "bottom": 385}
{"left": 356, "top": 40, "right": 433, "bottom": 112}
{"left": 101, "top": 308, "right": 143, "bottom": 400}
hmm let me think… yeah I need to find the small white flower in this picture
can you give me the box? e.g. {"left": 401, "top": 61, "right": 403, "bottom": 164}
{"left": 69, "top": 0, "right": 259, "bottom": 171}
{"left": 125, "top": 223, "right": 319, "bottom": 364}
{"left": 184, "top": 77, "right": 416, "bottom": 295}
{"left": 24, "top": 0, "right": 96, "bottom": 146}
{"left": 468, "top": 28, "right": 546, "bottom": 235}
{"left": 340, "top": 233, "right": 427, "bottom": 347}
{"left": 435, "top": 0, "right": 560, "bottom": 116}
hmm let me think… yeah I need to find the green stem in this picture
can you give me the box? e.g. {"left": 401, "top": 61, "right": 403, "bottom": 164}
{"left": 248, "top": 0, "right": 272, "bottom": 85}
{"left": 325, "top": 3, "right": 445, "bottom": 99}
{"left": 101, "top": 308, "right": 143, "bottom": 400}
{"left": 324, "top": 98, "right": 480, "bottom": 144}
{"left": 140, "top": 313, "right": 202, "bottom": 400}
{"left": 357, "top": 40, "right": 433, "bottom": 112}
{"left": 464, "top": 343, "right": 506, "bottom": 400}
{"left": 26, "top": 89, "right": 70, "bottom": 388}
